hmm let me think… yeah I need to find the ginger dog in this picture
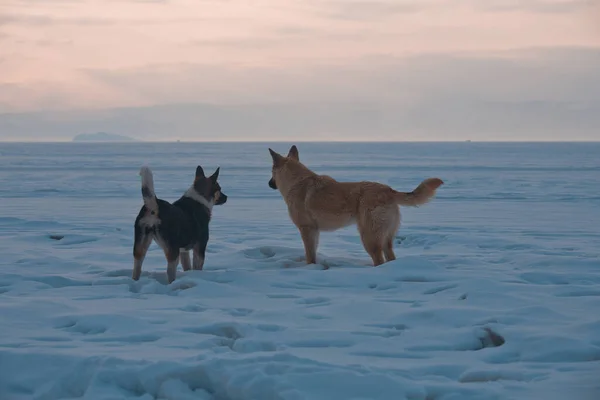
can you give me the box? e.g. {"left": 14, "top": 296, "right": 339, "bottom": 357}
{"left": 268, "top": 145, "right": 443, "bottom": 267}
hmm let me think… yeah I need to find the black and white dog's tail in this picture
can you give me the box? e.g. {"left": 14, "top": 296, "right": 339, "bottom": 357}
{"left": 140, "top": 166, "right": 158, "bottom": 212}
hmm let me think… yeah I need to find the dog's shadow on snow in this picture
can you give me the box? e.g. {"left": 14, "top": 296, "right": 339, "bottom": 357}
{"left": 107, "top": 269, "right": 197, "bottom": 294}
{"left": 108, "top": 246, "right": 373, "bottom": 294}
{"left": 241, "top": 246, "right": 372, "bottom": 270}
{"left": 103, "top": 268, "right": 170, "bottom": 284}
{"left": 127, "top": 272, "right": 199, "bottom": 294}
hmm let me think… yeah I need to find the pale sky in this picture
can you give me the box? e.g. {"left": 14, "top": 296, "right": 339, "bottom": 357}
{"left": 1, "top": 0, "right": 599, "bottom": 141}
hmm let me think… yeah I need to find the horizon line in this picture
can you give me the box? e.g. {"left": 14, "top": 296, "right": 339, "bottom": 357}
{"left": 1, "top": 140, "right": 600, "bottom": 144}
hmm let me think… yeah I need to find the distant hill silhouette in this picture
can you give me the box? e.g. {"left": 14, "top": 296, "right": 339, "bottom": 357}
{"left": 72, "top": 132, "right": 137, "bottom": 142}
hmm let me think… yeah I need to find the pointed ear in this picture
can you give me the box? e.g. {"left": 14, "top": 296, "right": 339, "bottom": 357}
{"left": 210, "top": 167, "right": 220, "bottom": 182}
{"left": 269, "top": 148, "right": 284, "bottom": 165}
{"left": 287, "top": 145, "right": 299, "bottom": 161}
{"left": 195, "top": 165, "right": 205, "bottom": 178}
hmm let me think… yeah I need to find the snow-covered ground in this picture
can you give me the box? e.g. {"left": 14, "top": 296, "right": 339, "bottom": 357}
{"left": 1, "top": 142, "right": 599, "bottom": 400}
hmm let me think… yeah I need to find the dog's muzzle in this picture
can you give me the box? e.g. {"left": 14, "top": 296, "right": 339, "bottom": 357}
{"left": 268, "top": 178, "right": 277, "bottom": 190}
{"left": 216, "top": 193, "right": 228, "bottom": 205}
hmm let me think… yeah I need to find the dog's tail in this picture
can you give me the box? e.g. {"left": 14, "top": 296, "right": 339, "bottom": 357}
{"left": 140, "top": 166, "right": 158, "bottom": 212}
{"left": 394, "top": 178, "right": 444, "bottom": 207}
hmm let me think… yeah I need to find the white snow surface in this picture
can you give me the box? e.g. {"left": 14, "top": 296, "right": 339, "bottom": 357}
{"left": 1, "top": 142, "right": 599, "bottom": 400}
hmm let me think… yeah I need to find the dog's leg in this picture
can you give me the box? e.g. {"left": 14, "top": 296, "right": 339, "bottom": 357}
{"left": 299, "top": 226, "right": 319, "bottom": 265}
{"left": 132, "top": 230, "right": 152, "bottom": 281}
{"left": 362, "top": 237, "right": 385, "bottom": 266}
{"left": 180, "top": 250, "right": 192, "bottom": 271}
{"left": 383, "top": 208, "right": 400, "bottom": 263}
{"left": 164, "top": 247, "right": 180, "bottom": 284}
{"left": 358, "top": 218, "right": 385, "bottom": 267}
{"left": 193, "top": 241, "right": 207, "bottom": 270}
{"left": 383, "top": 238, "right": 396, "bottom": 262}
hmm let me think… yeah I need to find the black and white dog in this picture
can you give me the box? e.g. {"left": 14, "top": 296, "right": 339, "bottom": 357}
{"left": 132, "top": 165, "right": 227, "bottom": 283}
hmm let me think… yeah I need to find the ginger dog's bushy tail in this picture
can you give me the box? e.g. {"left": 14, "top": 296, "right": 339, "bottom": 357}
{"left": 140, "top": 166, "right": 158, "bottom": 212}
{"left": 394, "top": 178, "right": 444, "bottom": 207}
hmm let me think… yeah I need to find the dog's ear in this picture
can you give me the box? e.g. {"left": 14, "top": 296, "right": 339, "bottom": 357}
{"left": 269, "top": 148, "right": 284, "bottom": 165}
{"left": 287, "top": 145, "right": 299, "bottom": 161}
{"left": 210, "top": 167, "right": 220, "bottom": 182}
{"left": 195, "top": 165, "right": 205, "bottom": 179}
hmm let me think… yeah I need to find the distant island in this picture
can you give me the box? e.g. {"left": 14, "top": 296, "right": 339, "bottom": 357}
{"left": 72, "top": 132, "right": 138, "bottom": 142}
